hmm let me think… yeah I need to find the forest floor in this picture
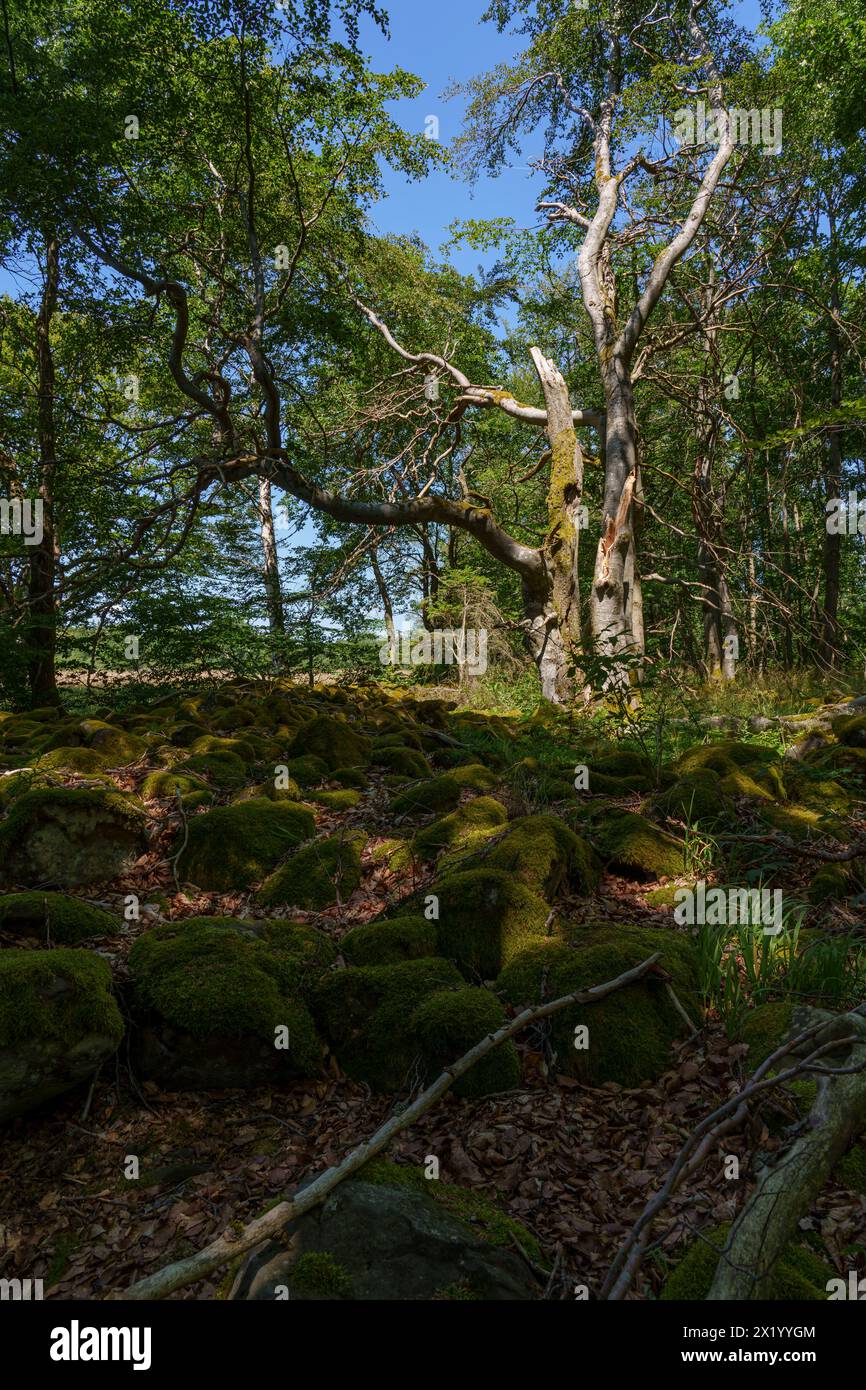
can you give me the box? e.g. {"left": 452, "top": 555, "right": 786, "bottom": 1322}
{"left": 1, "top": 676, "right": 865, "bottom": 1300}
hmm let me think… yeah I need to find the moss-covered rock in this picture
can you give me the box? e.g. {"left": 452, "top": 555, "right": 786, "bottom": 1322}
{"left": 371, "top": 745, "right": 432, "bottom": 779}
{"left": 410, "top": 986, "right": 520, "bottom": 1097}
{"left": 330, "top": 766, "right": 368, "bottom": 790}
{"left": 739, "top": 1001, "right": 794, "bottom": 1068}
{"left": 660, "top": 1224, "right": 836, "bottom": 1300}
{"left": 413, "top": 797, "right": 508, "bottom": 862}
{"left": 282, "top": 755, "right": 330, "bottom": 787}
{"left": 593, "top": 810, "right": 686, "bottom": 880}
{"left": 450, "top": 763, "right": 500, "bottom": 792}
{"left": 0, "top": 787, "right": 149, "bottom": 888}
{"left": 0, "top": 948, "right": 123, "bottom": 1120}
{"left": 288, "top": 1252, "right": 353, "bottom": 1300}
{"left": 807, "top": 860, "right": 865, "bottom": 904}
{"left": 676, "top": 740, "right": 778, "bottom": 776}
{"left": 177, "top": 799, "right": 315, "bottom": 891}
{"left": 189, "top": 734, "right": 256, "bottom": 762}
{"left": 592, "top": 749, "right": 655, "bottom": 790}
{"left": 36, "top": 746, "right": 112, "bottom": 775}
{"left": 497, "top": 924, "right": 701, "bottom": 1086}
{"left": 390, "top": 775, "right": 462, "bottom": 817}
{"left": 128, "top": 918, "right": 323, "bottom": 1086}
{"left": 288, "top": 716, "right": 370, "bottom": 772}
{"left": 341, "top": 915, "right": 437, "bottom": 967}
{"left": 179, "top": 750, "right": 249, "bottom": 789}
{"left": 141, "top": 768, "right": 211, "bottom": 800}
{"left": 483, "top": 815, "right": 601, "bottom": 897}
{"left": 432, "top": 869, "right": 550, "bottom": 979}
{"left": 831, "top": 712, "right": 866, "bottom": 748}
{"left": 757, "top": 801, "right": 844, "bottom": 841}
{"left": 368, "top": 837, "right": 414, "bottom": 872}
{"left": 311, "top": 956, "right": 464, "bottom": 1091}
{"left": 257, "top": 832, "right": 367, "bottom": 909}
{"left": 0, "top": 891, "right": 118, "bottom": 944}
{"left": 0, "top": 769, "right": 50, "bottom": 808}
{"left": 655, "top": 771, "right": 727, "bottom": 825}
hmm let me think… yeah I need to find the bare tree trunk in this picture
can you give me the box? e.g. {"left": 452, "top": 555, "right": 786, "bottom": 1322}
{"left": 257, "top": 476, "right": 285, "bottom": 666}
{"left": 27, "top": 231, "right": 61, "bottom": 708}
{"left": 591, "top": 362, "right": 641, "bottom": 684}
{"left": 820, "top": 288, "right": 843, "bottom": 670}
{"left": 370, "top": 543, "right": 396, "bottom": 650}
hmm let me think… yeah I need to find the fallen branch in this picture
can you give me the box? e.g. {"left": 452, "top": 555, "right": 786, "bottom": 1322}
{"left": 114, "top": 952, "right": 663, "bottom": 1300}
{"left": 715, "top": 832, "right": 866, "bottom": 862}
{"left": 707, "top": 1003, "right": 866, "bottom": 1300}
{"left": 600, "top": 1007, "right": 866, "bottom": 1300}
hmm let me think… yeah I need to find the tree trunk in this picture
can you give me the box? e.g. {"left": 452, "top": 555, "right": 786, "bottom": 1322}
{"left": 591, "top": 360, "right": 641, "bottom": 686}
{"left": 27, "top": 231, "right": 61, "bottom": 708}
{"left": 820, "top": 297, "right": 843, "bottom": 670}
{"left": 257, "top": 476, "right": 285, "bottom": 666}
{"left": 370, "top": 543, "right": 396, "bottom": 650}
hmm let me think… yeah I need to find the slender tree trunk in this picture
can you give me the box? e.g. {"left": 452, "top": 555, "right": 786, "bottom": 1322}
{"left": 820, "top": 293, "right": 843, "bottom": 670}
{"left": 257, "top": 476, "right": 285, "bottom": 666}
{"left": 28, "top": 231, "right": 61, "bottom": 708}
{"left": 370, "top": 543, "right": 396, "bottom": 650}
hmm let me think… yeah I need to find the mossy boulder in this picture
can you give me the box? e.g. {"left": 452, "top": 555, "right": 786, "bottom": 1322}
{"left": 497, "top": 924, "right": 701, "bottom": 1087}
{"left": 0, "top": 892, "right": 118, "bottom": 944}
{"left": 655, "top": 771, "right": 727, "bottom": 824}
{"left": 257, "top": 832, "right": 367, "bottom": 909}
{"left": 738, "top": 1001, "right": 795, "bottom": 1069}
{"left": 410, "top": 986, "right": 520, "bottom": 1098}
{"left": 0, "top": 948, "right": 123, "bottom": 1120}
{"left": 282, "top": 755, "right": 330, "bottom": 787}
{"left": 179, "top": 750, "right": 249, "bottom": 789}
{"left": 368, "top": 837, "right": 414, "bottom": 872}
{"left": 660, "top": 1224, "right": 836, "bottom": 1300}
{"left": 0, "top": 787, "right": 148, "bottom": 888}
{"left": 232, "top": 775, "right": 304, "bottom": 804}
{"left": 413, "top": 797, "right": 508, "bottom": 863}
{"left": 483, "top": 815, "right": 601, "bottom": 897}
{"left": 36, "top": 746, "right": 111, "bottom": 776}
{"left": 831, "top": 712, "right": 866, "bottom": 748}
{"left": 330, "top": 766, "right": 368, "bottom": 790}
{"left": 432, "top": 869, "right": 550, "bottom": 979}
{"left": 450, "top": 763, "right": 500, "bottom": 792}
{"left": 371, "top": 745, "right": 432, "bottom": 779}
{"left": 592, "top": 749, "right": 655, "bottom": 790}
{"left": 0, "top": 769, "right": 50, "bottom": 808}
{"left": 676, "top": 740, "right": 778, "bottom": 776}
{"left": 189, "top": 734, "right": 256, "bottom": 762}
{"left": 230, "top": 1173, "right": 540, "bottom": 1301}
{"left": 311, "top": 956, "right": 464, "bottom": 1091}
{"left": 140, "top": 768, "right": 211, "bottom": 800}
{"left": 390, "top": 775, "right": 462, "bottom": 817}
{"left": 341, "top": 915, "right": 437, "bottom": 967}
{"left": 128, "top": 918, "right": 324, "bottom": 1087}
{"left": 288, "top": 716, "right": 370, "bottom": 772}
{"left": 177, "top": 799, "right": 315, "bottom": 891}
{"left": 593, "top": 810, "right": 686, "bottom": 880}
{"left": 757, "top": 801, "right": 844, "bottom": 841}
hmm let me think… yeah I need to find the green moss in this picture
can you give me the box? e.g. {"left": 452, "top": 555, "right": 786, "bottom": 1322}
{"left": 180, "top": 790, "right": 214, "bottom": 811}
{"left": 0, "top": 891, "right": 118, "bottom": 944}
{"left": 0, "top": 769, "right": 49, "bottom": 808}
{"left": 330, "top": 766, "right": 368, "bottom": 790}
{"left": 257, "top": 832, "right": 367, "bottom": 909}
{"left": 371, "top": 745, "right": 432, "bottom": 779}
{"left": 288, "top": 716, "right": 370, "bottom": 772}
{"left": 36, "top": 747, "right": 111, "bottom": 775}
{"left": 497, "top": 925, "right": 701, "bottom": 1087}
{"left": 835, "top": 1144, "right": 866, "bottom": 1194}
{"left": 210, "top": 705, "right": 256, "bottom": 731}
{"left": 831, "top": 713, "right": 866, "bottom": 747}
{"left": 787, "top": 771, "right": 851, "bottom": 816}
{"left": 282, "top": 755, "right": 330, "bottom": 787}
{"left": 357, "top": 1160, "right": 544, "bottom": 1264}
{"left": 189, "top": 734, "right": 256, "bottom": 762}
{"left": 311, "top": 957, "right": 463, "bottom": 1091}
{"left": 368, "top": 837, "right": 414, "bottom": 872}
{"left": 739, "top": 1002, "right": 794, "bottom": 1068}
{"left": 758, "top": 801, "right": 842, "bottom": 840}
{"left": 484, "top": 815, "right": 601, "bottom": 897}
{"left": 232, "top": 776, "right": 303, "bottom": 804}
{"left": 432, "top": 869, "right": 550, "bottom": 979}
{"left": 289, "top": 1251, "right": 352, "bottom": 1300}
{"left": 719, "top": 766, "right": 776, "bottom": 802}
{"left": 676, "top": 741, "right": 778, "bottom": 776}
{"left": 593, "top": 749, "right": 655, "bottom": 788}
{"left": 128, "top": 919, "right": 322, "bottom": 1069}
{"left": 410, "top": 986, "right": 520, "bottom": 1098}
{"left": 450, "top": 763, "right": 500, "bottom": 792}
{"left": 593, "top": 810, "right": 686, "bottom": 880}
{"left": 141, "top": 768, "right": 210, "bottom": 799}
{"left": 0, "top": 787, "right": 148, "bottom": 888}
{"left": 413, "top": 797, "right": 508, "bottom": 862}
{"left": 660, "top": 1224, "right": 836, "bottom": 1300}
{"left": 808, "top": 862, "right": 857, "bottom": 904}
{"left": 0, "top": 948, "right": 123, "bottom": 1049}
{"left": 177, "top": 799, "right": 316, "bottom": 891}
{"left": 655, "top": 771, "right": 726, "bottom": 824}
{"left": 390, "top": 775, "right": 461, "bottom": 817}
{"left": 341, "top": 915, "right": 437, "bottom": 966}
{"left": 180, "top": 750, "right": 249, "bottom": 789}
